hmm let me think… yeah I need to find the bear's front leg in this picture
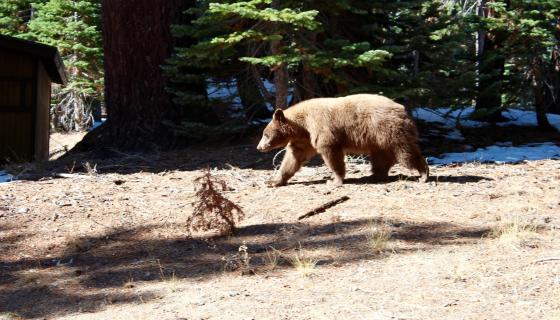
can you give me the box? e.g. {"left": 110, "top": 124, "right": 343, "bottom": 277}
{"left": 267, "top": 145, "right": 316, "bottom": 187}
{"left": 318, "top": 147, "right": 345, "bottom": 186}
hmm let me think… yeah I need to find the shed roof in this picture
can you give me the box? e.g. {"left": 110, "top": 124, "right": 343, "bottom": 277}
{"left": 0, "top": 34, "right": 67, "bottom": 85}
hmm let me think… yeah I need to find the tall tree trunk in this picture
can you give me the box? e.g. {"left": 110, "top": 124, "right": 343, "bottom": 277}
{"left": 76, "top": 0, "right": 183, "bottom": 151}
{"left": 103, "top": 0, "right": 179, "bottom": 147}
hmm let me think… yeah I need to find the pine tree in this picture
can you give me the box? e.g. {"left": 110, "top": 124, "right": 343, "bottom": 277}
{"left": 0, "top": 0, "right": 34, "bottom": 36}
{"left": 163, "top": 0, "right": 219, "bottom": 125}
{"left": 474, "top": 0, "right": 560, "bottom": 128}
{"left": 24, "top": 0, "right": 103, "bottom": 131}
{"left": 168, "top": 0, "right": 476, "bottom": 123}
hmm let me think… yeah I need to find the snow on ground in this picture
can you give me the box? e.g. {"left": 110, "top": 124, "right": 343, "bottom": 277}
{"left": 500, "top": 108, "right": 560, "bottom": 128}
{"left": 90, "top": 118, "right": 106, "bottom": 131}
{"left": 0, "top": 170, "right": 13, "bottom": 183}
{"left": 207, "top": 78, "right": 293, "bottom": 116}
{"left": 413, "top": 106, "right": 560, "bottom": 130}
{"left": 428, "top": 142, "right": 560, "bottom": 165}
{"left": 413, "top": 106, "right": 484, "bottom": 128}
{"left": 415, "top": 107, "right": 560, "bottom": 165}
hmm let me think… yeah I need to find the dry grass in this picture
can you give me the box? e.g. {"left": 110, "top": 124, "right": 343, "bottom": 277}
{"left": 289, "top": 244, "right": 318, "bottom": 277}
{"left": 489, "top": 217, "right": 540, "bottom": 248}
{"left": 123, "top": 274, "right": 135, "bottom": 289}
{"left": 450, "top": 260, "right": 470, "bottom": 282}
{"left": 15, "top": 270, "right": 41, "bottom": 286}
{"left": 264, "top": 247, "right": 282, "bottom": 271}
{"left": 66, "top": 236, "right": 92, "bottom": 253}
{"left": 366, "top": 224, "right": 392, "bottom": 254}
{"left": 157, "top": 259, "right": 178, "bottom": 293}
{"left": 0, "top": 312, "right": 23, "bottom": 320}
{"left": 82, "top": 162, "right": 98, "bottom": 175}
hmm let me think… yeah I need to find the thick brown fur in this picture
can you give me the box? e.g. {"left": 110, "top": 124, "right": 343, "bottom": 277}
{"left": 256, "top": 94, "right": 429, "bottom": 186}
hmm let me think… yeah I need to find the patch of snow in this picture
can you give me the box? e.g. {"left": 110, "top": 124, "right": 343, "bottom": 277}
{"left": 251, "top": 118, "right": 272, "bottom": 125}
{"left": 414, "top": 106, "right": 560, "bottom": 131}
{"left": 0, "top": 170, "right": 14, "bottom": 183}
{"left": 90, "top": 117, "right": 106, "bottom": 131}
{"left": 499, "top": 109, "right": 560, "bottom": 130}
{"left": 412, "top": 106, "right": 484, "bottom": 128}
{"left": 207, "top": 81, "right": 244, "bottom": 114}
{"left": 207, "top": 78, "right": 295, "bottom": 115}
{"left": 207, "top": 81, "right": 240, "bottom": 101}
{"left": 428, "top": 142, "right": 560, "bottom": 165}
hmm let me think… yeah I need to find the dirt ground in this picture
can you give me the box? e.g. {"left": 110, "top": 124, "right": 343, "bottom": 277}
{"left": 1, "top": 132, "right": 560, "bottom": 319}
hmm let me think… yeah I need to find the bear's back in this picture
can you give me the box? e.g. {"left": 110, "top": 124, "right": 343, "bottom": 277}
{"left": 284, "top": 94, "right": 413, "bottom": 151}
{"left": 285, "top": 94, "right": 407, "bottom": 125}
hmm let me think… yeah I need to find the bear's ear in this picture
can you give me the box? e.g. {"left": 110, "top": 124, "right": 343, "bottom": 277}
{"left": 273, "top": 109, "right": 285, "bottom": 122}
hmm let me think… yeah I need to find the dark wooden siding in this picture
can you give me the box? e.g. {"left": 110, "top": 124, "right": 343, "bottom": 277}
{"left": 35, "top": 61, "right": 51, "bottom": 160}
{"left": 0, "top": 51, "right": 35, "bottom": 161}
{"left": 0, "top": 112, "right": 33, "bottom": 161}
{"left": 0, "top": 50, "right": 33, "bottom": 76}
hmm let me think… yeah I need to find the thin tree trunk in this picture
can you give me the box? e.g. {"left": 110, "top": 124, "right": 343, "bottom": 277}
{"left": 302, "top": 64, "right": 321, "bottom": 100}
{"left": 271, "top": 46, "right": 289, "bottom": 109}
{"left": 548, "top": 18, "right": 560, "bottom": 114}
{"left": 299, "top": 33, "right": 319, "bottom": 101}
{"left": 532, "top": 59, "right": 555, "bottom": 130}
{"left": 271, "top": 0, "right": 288, "bottom": 109}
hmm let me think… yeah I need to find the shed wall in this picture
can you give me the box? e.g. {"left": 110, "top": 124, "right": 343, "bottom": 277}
{"left": 35, "top": 61, "right": 51, "bottom": 160}
{"left": 0, "top": 51, "right": 35, "bottom": 161}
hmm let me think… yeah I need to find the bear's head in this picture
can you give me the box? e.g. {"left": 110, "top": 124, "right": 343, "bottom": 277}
{"left": 257, "top": 109, "right": 291, "bottom": 152}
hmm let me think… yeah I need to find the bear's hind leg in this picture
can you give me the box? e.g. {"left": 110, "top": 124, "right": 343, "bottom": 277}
{"left": 370, "top": 153, "right": 395, "bottom": 182}
{"left": 396, "top": 144, "right": 429, "bottom": 182}
{"left": 318, "top": 147, "right": 345, "bottom": 186}
{"left": 269, "top": 145, "right": 316, "bottom": 186}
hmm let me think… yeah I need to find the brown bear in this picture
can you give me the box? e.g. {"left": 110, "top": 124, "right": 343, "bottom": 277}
{"left": 256, "top": 94, "right": 429, "bottom": 186}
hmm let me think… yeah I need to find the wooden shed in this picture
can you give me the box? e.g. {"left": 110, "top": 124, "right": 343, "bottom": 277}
{"left": 0, "top": 34, "right": 66, "bottom": 163}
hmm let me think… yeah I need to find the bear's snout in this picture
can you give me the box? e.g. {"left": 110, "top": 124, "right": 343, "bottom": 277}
{"left": 257, "top": 138, "right": 269, "bottom": 152}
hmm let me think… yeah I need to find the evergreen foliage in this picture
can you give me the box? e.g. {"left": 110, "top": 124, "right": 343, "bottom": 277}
{"left": 0, "top": 0, "right": 34, "bottom": 35}
{"left": 2, "top": 0, "right": 560, "bottom": 135}
{"left": 469, "top": 0, "right": 560, "bottom": 124}
{"left": 1, "top": 0, "right": 103, "bottom": 131}
{"left": 25, "top": 0, "right": 103, "bottom": 131}
{"left": 167, "top": 0, "right": 481, "bottom": 125}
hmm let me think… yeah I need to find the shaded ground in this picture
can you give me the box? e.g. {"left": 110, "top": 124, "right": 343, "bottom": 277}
{"left": 1, "top": 136, "right": 559, "bottom": 318}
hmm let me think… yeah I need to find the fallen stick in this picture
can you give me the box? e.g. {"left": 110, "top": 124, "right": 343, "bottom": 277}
{"left": 298, "top": 196, "right": 350, "bottom": 220}
{"left": 532, "top": 257, "right": 560, "bottom": 264}
{"left": 53, "top": 173, "right": 94, "bottom": 179}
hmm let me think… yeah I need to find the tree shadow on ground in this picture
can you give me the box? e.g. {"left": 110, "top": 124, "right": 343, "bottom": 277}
{"left": 0, "top": 217, "right": 491, "bottom": 318}
{"left": 11, "top": 144, "right": 494, "bottom": 186}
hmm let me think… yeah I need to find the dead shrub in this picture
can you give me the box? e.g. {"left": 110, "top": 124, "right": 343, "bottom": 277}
{"left": 188, "top": 168, "right": 244, "bottom": 235}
